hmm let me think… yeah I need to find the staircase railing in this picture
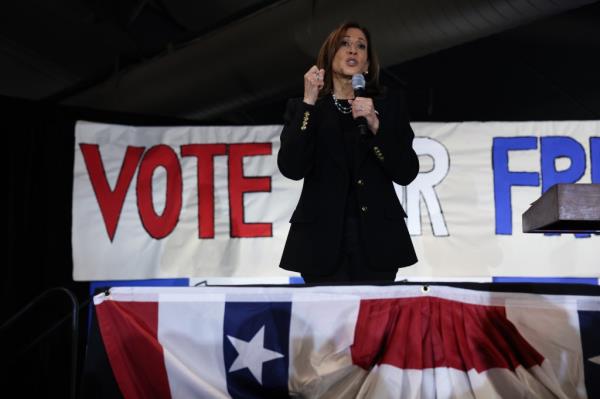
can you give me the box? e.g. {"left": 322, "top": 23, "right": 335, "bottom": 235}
{"left": 0, "top": 287, "right": 82, "bottom": 399}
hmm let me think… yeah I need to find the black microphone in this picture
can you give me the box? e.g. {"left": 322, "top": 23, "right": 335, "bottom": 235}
{"left": 352, "top": 73, "right": 369, "bottom": 136}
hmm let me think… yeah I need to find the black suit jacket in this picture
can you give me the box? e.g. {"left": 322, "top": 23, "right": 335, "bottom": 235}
{"left": 277, "top": 88, "right": 418, "bottom": 275}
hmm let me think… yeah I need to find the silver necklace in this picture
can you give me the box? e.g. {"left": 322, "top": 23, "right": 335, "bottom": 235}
{"left": 332, "top": 93, "right": 352, "bottom": 114}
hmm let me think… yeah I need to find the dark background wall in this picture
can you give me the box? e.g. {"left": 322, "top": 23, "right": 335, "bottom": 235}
{"left": 218, "top": 4, "right": 600, "bottom": 124}
{"left": 2, "top": 97, "right": 202, "bottom": 396}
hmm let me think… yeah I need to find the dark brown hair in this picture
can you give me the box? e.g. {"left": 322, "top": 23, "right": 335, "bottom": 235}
{"left": 316, "top": 21, "right": 382, "bottom": 97}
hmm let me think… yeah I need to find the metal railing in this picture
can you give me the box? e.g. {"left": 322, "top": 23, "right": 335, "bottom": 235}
{"left": 0, "top": 287, "right": 82, "bottom": 399}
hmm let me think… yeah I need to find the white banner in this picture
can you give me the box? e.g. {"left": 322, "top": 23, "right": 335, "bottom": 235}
{"left": 72, "top": 120, "right": 600, "bottom": 281}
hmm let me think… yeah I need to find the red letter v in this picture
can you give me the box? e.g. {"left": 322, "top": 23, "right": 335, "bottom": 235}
{"left": 80, "top": 144, "right": 145, "bottom": 241}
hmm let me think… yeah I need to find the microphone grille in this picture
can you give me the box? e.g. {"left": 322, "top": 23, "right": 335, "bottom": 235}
{"left": 352, "top": 73, "right": 365, "bottom": 90}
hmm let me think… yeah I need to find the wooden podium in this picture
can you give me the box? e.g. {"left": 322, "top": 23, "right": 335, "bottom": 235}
{"left": 522, "top": 184, "right": 600, "bottom": 233}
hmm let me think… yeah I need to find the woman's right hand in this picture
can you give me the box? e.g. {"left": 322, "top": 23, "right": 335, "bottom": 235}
{"left": 303, "top": 65, "right": 325, "bottom": 105}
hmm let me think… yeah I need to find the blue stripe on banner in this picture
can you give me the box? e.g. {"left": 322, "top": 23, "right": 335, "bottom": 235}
{"left": 492, "top": 277, "right": 599, "bottom": 285}
{"left": 224, "top": 301, "right": 291, "bottom": 399}
{"left": 89, "top": 278, "right": 190, "bottom": 296}
{"left": 578, "top": 310, "right": 600, "bottom": 399}
{"left": 289, "top": 276, "right": 305, "bottom": 285}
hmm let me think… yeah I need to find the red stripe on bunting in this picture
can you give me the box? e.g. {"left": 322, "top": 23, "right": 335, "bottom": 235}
{"left": 351, "top": 296, "right": 544, "bottom": 372}
{"left": 96, "top": 300, "right": 171, "bottom": 399}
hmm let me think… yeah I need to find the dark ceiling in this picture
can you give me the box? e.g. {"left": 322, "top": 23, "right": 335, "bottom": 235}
{"left": 1, "top": 0, "right": 277, "bottom": 100}
{"left": 2, "top": 0, "right": 600, "bottom": 124}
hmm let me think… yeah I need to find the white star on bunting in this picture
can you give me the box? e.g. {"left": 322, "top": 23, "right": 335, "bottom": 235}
{"left": 227, "top": 325, "right": 284, "bottom": 384}
{"left": 589, "top": 355, "right": 600, "bottom": 365}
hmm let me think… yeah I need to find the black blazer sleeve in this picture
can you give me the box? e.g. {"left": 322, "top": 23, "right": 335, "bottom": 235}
{"left": 369, "top": 89, "right": 419, "bottom": 185}
{"left": 277, "top": 98, "right": 317, "bottom": 180}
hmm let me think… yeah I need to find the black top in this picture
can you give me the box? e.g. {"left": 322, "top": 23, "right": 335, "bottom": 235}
{"left": 337, "top": 99, "right": 361, "bottom": 219}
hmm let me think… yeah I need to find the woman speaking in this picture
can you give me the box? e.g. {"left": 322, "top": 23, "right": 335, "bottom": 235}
{"left": 278, "top": 22, "right": 419, "bottom": 284}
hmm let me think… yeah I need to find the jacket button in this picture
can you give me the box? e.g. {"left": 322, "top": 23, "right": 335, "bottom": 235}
{"left": 357, "top": 179, "right": 364, "bottom": 186}
{"left": 361, "top": 205, "right": 368, "bottom": 212}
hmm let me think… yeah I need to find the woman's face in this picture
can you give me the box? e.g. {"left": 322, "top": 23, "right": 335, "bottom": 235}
{"left": 331, "top": 27, "right": 369, "bottom": 79}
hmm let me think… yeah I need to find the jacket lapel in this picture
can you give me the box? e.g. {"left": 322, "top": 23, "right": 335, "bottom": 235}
{"left": 355, "top": 94, "right": 387, "bottom": 170}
